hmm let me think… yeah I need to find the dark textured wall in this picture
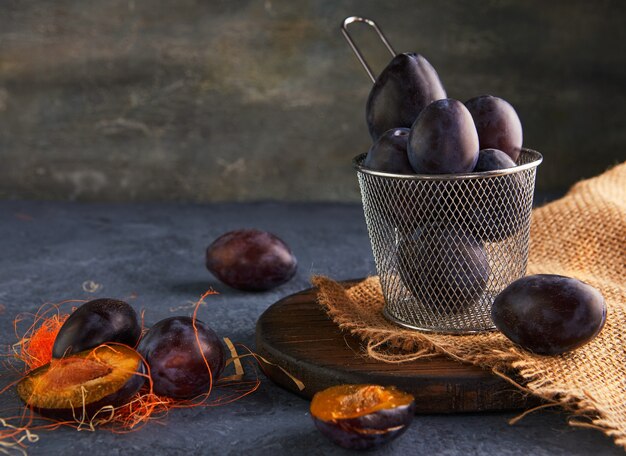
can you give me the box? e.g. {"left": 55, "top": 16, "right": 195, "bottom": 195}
{"left": 0, "top": 0, "right": 624, "bottom": 202}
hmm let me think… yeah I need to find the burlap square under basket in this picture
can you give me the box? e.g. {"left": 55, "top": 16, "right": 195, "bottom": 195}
{"left": 313, "top": 162, "right": 626, "bottom": 448}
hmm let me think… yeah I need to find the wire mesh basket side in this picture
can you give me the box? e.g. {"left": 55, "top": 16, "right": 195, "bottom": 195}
{"left": 356, "top": 149, "right": 542, "bottom": 333}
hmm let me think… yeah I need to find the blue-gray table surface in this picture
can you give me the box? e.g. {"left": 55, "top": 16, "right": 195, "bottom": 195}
{"left": 0, "top": 200, "right": 619, "bottom": 455}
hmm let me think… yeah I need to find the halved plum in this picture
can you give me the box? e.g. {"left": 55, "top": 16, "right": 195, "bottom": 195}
{"left": 310, "top": 384, "right": 415, "bottom": 450}
{"left": 17, "top": 344, "right": 144, "bottom": 420}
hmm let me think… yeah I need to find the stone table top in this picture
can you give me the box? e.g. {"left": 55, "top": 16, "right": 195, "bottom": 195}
{"left": 0, "top": 200, "right": 619, "bottom": 455}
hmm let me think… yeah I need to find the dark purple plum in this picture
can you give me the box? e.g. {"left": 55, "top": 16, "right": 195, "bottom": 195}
{"left": 466, "top": 148, "right": 522, "bottom": 242}
{"left": 465, "top": 95, "right": 523, "bottom": 162}
{"left": 361, "top": 128, "right": 415, "bottom": 230}
{"left": 206, "top": 229, "right": 297, "bottom": 291}
{"left": 398, "top": 228, "right": 490, "bottom": 314}
{"left": 310, "top": 384, "right": 415, "bottom": 450}
{"left": 363, "top": 128, "right": 413, "bottom": 174}
{"left": 473, "top": 148, "right": 517, "bottom": 172}
{"left": 492, "top": 274, "right": 606, "bottom": 355}
{"left": 52, "top": 298, "right": 141, "bottom": 358}
{"left": 137, "top": 316, "right": 224, "bottom": 399}
{"left": 408, "top": 99, "right": 479, "bottom": 174}
{"left": 366, "top": 53, "right": 446, "bottom": 141}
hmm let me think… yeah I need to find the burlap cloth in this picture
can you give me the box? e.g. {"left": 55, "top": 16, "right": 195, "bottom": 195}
{"left": 313, "top": 162, "right": 626, "bottom": 448}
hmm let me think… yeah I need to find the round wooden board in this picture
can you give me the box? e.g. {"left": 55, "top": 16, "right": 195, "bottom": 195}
{"left": 255, "top": 280, "right": 534, "bottom": 414}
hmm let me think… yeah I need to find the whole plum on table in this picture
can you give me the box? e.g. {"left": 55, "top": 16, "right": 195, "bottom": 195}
{"left": 398, "top": 228, "right": 490, "bottom": 314}
{"left": 206, "top": 229, "right": 297, "bottom": 291}
{"left": 137, "top": 316, "right": 224, "bottom": 399}
{"left": 366, "top": 52, "right": 446, "bottom": 141}
{"left": 310, "top": 384, "right": 415, "bottom": 450}
{"left": 465, "top": 95, "right": 523, "bottom": 162}
{"left": 52, "top": 298, "right": 141, "bottom": 358}
{"left": 492, "top": 274, "right": 606, "bottom": 355}
{"left": 408, "top": 98, "right": 479, "bottom": 174}
{"left": 363, "top": 128, "right": 413, "bottom": 174}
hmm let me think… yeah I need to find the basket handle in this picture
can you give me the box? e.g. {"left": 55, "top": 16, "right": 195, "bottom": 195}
{"left": 340, "top": 16, "right": 397, "bottom": 83}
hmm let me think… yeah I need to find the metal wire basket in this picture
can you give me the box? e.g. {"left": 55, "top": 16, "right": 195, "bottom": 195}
{"left": 355, "top": 149, "right": 543, "bottom": 333}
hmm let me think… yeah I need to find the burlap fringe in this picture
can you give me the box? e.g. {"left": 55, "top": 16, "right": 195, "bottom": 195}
{"left": 313, "top": 162, "right": 626, "bottom": 449}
